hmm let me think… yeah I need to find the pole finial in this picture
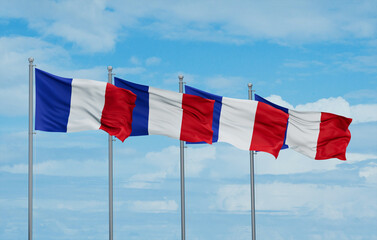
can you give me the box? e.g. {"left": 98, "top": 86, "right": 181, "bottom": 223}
{"left": 107, "top": 66, "right": 113, "bottom": 71}
{"left": 178, "top": 74, "right": 184, "bottom": 80}
{"left": 248, "top": 83, "right": 252, "bottom": 87}
{"left": 28, "top": 57, "right": 34, "bottom": 63}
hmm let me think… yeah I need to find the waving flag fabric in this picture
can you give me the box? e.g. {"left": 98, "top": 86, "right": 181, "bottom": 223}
{"left": 35, "top": 68, "right": 136, "bottom": 141}
{"left": 254, "top": 94, "right": 352, "bottom": 160}
{"left": 185, "top": 85, "right": 289, "bottom": 158}
{"left": 114, "top": 77, "right": 215, "bottom": 144}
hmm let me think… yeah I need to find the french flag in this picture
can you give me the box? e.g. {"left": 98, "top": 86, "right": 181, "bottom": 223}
{"left": 185, "top": 85, "right": 289, "bottom": 158}
{"left": 254, "top": 94, "right": 352, "bottom": 160}
{"left": 114, "top": 77, "right": 215, "bottom": 144}
{"left": 35, "top": 69, "right": 136, "bottom": 141}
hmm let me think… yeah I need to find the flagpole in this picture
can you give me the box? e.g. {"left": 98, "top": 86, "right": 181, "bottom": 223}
{"left": 108, "top": 66, "right": 114, "bottom": 240}
{"left": 248, "top": 83, "right": 256, "bottom": 240}
{"left": 28, "top": 57, "right": 34, "bottom": 240}
{"left": 178, "top": 75, "right": 186, "bottom": 240}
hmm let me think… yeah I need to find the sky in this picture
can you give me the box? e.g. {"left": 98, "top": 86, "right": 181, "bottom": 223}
{"left": 1, "top": 0, "right": 377, "bottom": 239}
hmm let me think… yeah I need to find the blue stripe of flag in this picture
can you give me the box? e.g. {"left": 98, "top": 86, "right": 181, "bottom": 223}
{"left": 254, "top": 94, "right": 289, "bottom": 149}
{"left": 114, "top": 77, "right": 149, "bottom": 136}
{"left": 185, "top": 85, "right": 222, "bottom": 143}
{"left": 35, "top": 68, "right": 72, "bottom": 132}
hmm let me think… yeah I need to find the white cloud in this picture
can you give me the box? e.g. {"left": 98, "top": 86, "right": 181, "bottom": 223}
{"left": 0, "top": 197, "right": 107, "bottom": 213}
{"left": 2, "top": 136, "right": 374, "bottom": 178}
{"left": 265, "top": 94, "right": 377, "bottom": 124}
{"left": 0, "top": 159, "right": 107, "bottom": 177}
{"left": 122, "top": 181, "right": 154, "bottom": 189}
{"left": 215, "top": 182, "right": 377, "bottom": 219}
{"left": 359, "top": 163, "right": 377, "bottom": 184}
{"left": 35, "top": 199, "right": 106, "bottom": 212}
{"left": 129, "top": 56, "right": 141, "bottom": 65}
{"left": 143, "top": 145, "right": 180, "bottom": 177}
{"left": 0, "top": 131, "right": 28, "bottom": 163}
{"left": 186, "top": 146, "right": 216, "bottom": 177}
{"left": 215, "top": 184, "right": 250, "bottom": 213}
{"left": 265, "top": 95, "right": 294, "bottom": 109}
{"left": 145, "top": 57, "right": 161, "bottom": 66}
{"left": 344, "top": 89, "right": 377, "bottom": 101}
{"left": 122, "top": 145, "right": 215, "bottom": 189}
{"left": 0, "top": 85, "right": 28, "bottom": 116}
{"left": 350, "top": 104, "right": 377, "bottom": 123}
{"left": 122, "top": 141, "right": 374, "bottom": 182}
{"left": 111, "top": 0, "right": 377, "bottom": 44}
{"left": 0, "top": 37, "right": 140, "bottom": 117}
{"left": 59, "top": 66, "right": 109, "bottom": 81}
{"left": 206, "top": 145, "right": 250, "bottom": 179}
{"left": 4, "top": 0, "right": 377, "bottom": 52}
{"left": 345, "top": 153, "right": 377, "bottom": 164}
{"left": 123, "top": 172, "right": 167, "bottom": 189}
{"left": 129, "top": 200, "right": 178, "bottom": 213}
{"left": 255, "top": 151, "right": 340, "bottom": 175}
{"left": 115, "top": 67, "right": 146, "bottom": 75}
{"left": 339, "top": 55, "right": 377, "bottom": 73}
{"left": 236, "top": 150, "right": 376, "bottom": 176}
{"left": 52, "top": 220, "right": 80, "bottom": 236}
{"left": 295, "top": 97, "right": 351, "bottom": 117}
{"left": 33, "top": 131, "right": 107, "bottom": 150}
{"left": 143, "top": 145, "right": 216, "bottom": 178}
{"left": 283, "top": 60, "right": 324, "bottom": 68}
{"left": 205, "top": 76, "right": 247, "bottom": 90}
{"left": 0, "top": 36, "right": 69, "bottom": 87}
{"left": 0, "top": 35, "right": 111, "bottom": 116}
{"left": 2, "top": 0, "right": 120, "bottom": 52}
{"left": 200, "top": 141, "right": 377, "bottom": 177}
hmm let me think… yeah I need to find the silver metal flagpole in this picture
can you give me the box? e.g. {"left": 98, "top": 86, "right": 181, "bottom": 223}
{"left": 178, "top": 75, "right": 186, "bottom": 240}
{"left": 248, "top": 83, "right": 256, "bottom": 240}
{"left": 28, "top": 57, "right": 34, "bottom": 240}
{"left": 108, "top": 66, "right": 114, "bottom": 240}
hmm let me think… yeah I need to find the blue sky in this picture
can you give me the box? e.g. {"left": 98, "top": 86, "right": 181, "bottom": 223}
{"left": 1, "top": 0, "right": 377, "bottom": 239}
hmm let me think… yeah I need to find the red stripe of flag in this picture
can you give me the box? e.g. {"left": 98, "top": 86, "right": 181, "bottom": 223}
{"left": 250, "top": 102, "right": 289, "bottom": 158}
{"left": 180, "top": 94, "right": 215, "bottom": 144}
{"left": 315, "top": 112, "right": 352, "bottom": 160}
{"left": 100, "top": 83, "right": 137, "bottom": 142}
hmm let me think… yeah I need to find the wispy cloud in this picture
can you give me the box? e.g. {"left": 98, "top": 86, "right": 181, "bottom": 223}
{"left": 0, "top": 36, "right": 69, "bottom": 87}
{"left": 0, "top": 85, "right": 28, "bottom": 116}
{"left": 129, "top": 200, "right": 178, "bottom": 213}
{"left": 339, "top": 55, "right": 377, "bottom": 73}
{"left": 1, "top": 0, "right": 120, "bottom": 52}
{"left": 0, "top": 159, "right": 107, "bottom": 177}
{"left": 123, "top": 145, "right": 216, "bottom": 189}
{"left": 282, "top": 60, "right": 324, "bottom": 68}
{"left": 359, "top": 163, "right": 377, "bottom": 184}
{"left": 129, "top": 56, "right": 141, "bottom": 65}
{"left": 115, "top": 0, "right": 377, "bottom": 44}
{"left": 145, "top": 57, "right": 161, "bottom": 66}
{"left": 205, "top": 76, "right": 247, "bottom": 90}
{"left": 115, "top": 67, "right": 146, "bottom": 75}
{"left": 350, "top": 104, "right": 377, "bottom": 123}
{"left": 215, "top": 182, "right": 377, "bottom": 219}
{"left": 3, "top": 1, "right": 377, "bottom": 52}
{"left": 344, "top": 89, "right": 377, "bottom": 101}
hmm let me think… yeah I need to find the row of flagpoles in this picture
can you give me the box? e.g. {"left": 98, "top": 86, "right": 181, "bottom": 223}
{"left": 27, "top": 58, "right": 258, "bottom": 240}
{"left": 27, "top": 57, "right": 352, "bottom": 239}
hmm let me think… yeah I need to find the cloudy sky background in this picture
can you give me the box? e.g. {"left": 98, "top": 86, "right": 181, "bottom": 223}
{"left": 1, "top": 0, "right": 377, "bottom": 239}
